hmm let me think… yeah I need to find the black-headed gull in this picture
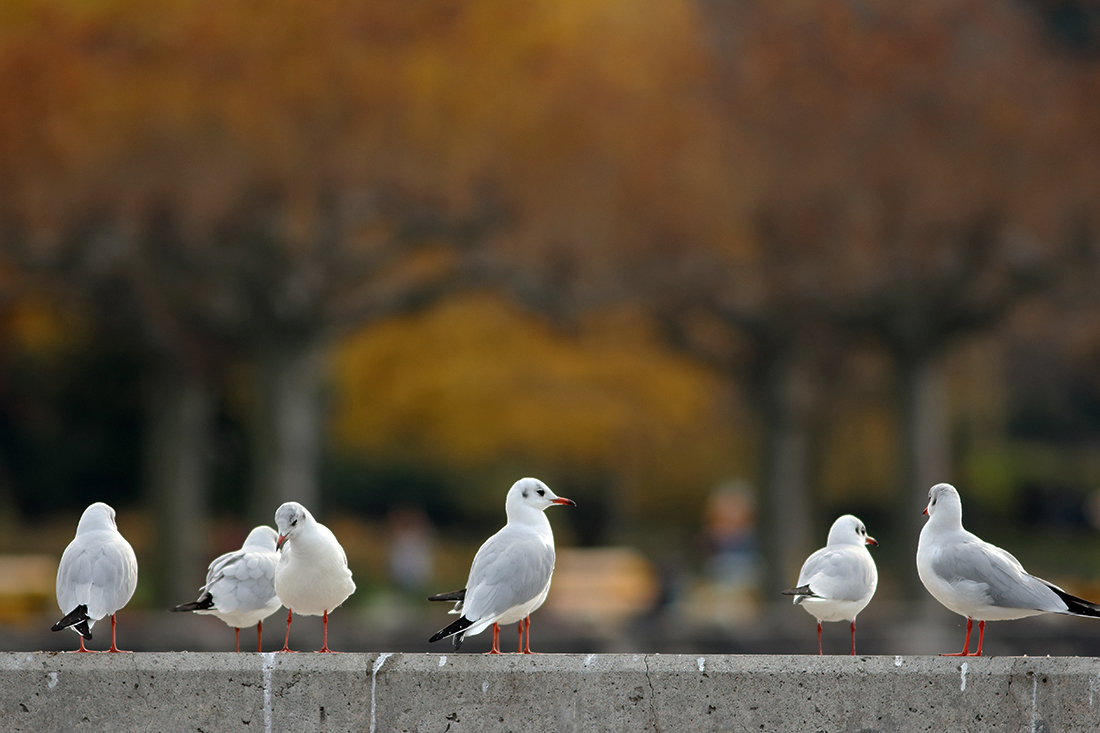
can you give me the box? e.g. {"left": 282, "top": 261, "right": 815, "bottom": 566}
{"left": 429, "top": 477, "right": 575, "bottom": 654}
{"left": 918, "top": 482, "right": 1100, "bottom": 656}
{"left": 51, "top": 502, "right": 139, "bottom": 652}
{"left": 783, "top": 514, "right": 878, "bottom": 655}
{"left": 273, "top": 502, "right": 356, "bottom": 652}
{"left": 170, "top": 525, "right": 282, "bottom": 652}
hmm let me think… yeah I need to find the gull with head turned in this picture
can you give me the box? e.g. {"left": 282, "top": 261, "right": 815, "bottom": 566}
{"left": 429, "top": 477, "right": 575, "bottom": 654}
{"left": 273, "top": 502, "right": 356, "bottom": 652}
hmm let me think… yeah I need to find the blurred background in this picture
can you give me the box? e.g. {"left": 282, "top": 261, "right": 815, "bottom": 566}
{"left": 2, "top": 0, "right": 1100, "bottom": 656}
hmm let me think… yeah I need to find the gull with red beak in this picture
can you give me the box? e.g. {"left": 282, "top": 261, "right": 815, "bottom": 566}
{"left": 273, "top": 502, "right": 356, "bottom": 652}
{"left": 429, "top": 477, "right": 576, "bottom": 653}
{"left": 918, "top": 482, "right": 1100, "bottom": 656}
{"left": 783, "top": 514, "right": 878, "bottom": 655}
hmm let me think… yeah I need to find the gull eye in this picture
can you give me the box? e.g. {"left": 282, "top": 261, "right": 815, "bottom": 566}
{"left": 537, "top": 489, "right": 545, "bottom": 497}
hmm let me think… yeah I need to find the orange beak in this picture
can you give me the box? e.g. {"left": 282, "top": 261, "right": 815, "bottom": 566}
{"left": 866, "top": 536, "right": 878, "bottom": 546}
{"left": 277, "top": 534, "right": 287, "bottom": 551}
{"left": 551, "top": 497, "right": 576, "bottom": 507}
{"left": 922, "top": 508, "right": 928, "bottom": 516}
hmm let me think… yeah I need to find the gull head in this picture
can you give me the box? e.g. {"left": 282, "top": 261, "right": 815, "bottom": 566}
{"left": 242, "top": 525, "right": 279, "bottom": 552}
{"left": 274, "top": 502, "right": 313, "bottom": 551}
{"left": 826, "top": 514, "right": 877, "bottom": 547}
{"left": 924, "top": 483, "right": 962, "bottom": 524}
{"left": 505, "top": 477, "right": 576, "bottom": 521}
{"left": 76, "top": 502, "right": 118, "bottom": 535}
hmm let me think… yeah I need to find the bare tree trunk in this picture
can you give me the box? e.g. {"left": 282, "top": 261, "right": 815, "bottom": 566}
{"left": 756, "top": 349, "right": 815, "bottom": 598}
{"left": 897, "top": 354, "right": 951, "bottom": 601}
{"left": 248, "top": 339, "right": 325, "bottom": 524}
{"left": 145, "top": 361, "right": 213, "bottom": 606}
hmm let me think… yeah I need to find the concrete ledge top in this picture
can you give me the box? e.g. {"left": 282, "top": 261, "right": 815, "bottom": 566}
{"left": 3, "top": 653, "right": 1099, "bottom": 732}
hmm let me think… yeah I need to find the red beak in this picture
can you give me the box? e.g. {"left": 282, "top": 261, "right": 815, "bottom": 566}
{"left": 551, "top": 497, "right": 576, "bottom": 507}
{"left": 277, "top": 534, "right": 287, "bottom": 551}
{"left": 865, "top": 536, "right": 878, "bottom": 546}
{"left": 922, "top": 508, "right": 928, "bottom": 516}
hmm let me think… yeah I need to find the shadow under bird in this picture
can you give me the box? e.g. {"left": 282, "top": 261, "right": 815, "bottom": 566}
{"left": 51, "top": 502, "right": 139, "bottom": 652}
{"left": 170, "top": 525, "right": 283, "bottom": 652}
{"left": 273, "top": 502, "right": 356, "bottom": 652}
{"left": 917, "top": 482, "right": 1100, "bottom": 656}
{"left": 429, "top": 477, "right": 575, "bottom": 654}
{"left": 783, "top": 514, "right": 878, "bottom": 655}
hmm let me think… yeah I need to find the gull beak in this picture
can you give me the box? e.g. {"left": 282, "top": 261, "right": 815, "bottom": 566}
{"left": 922, "top": 508, "right": 928, "bottom": 516}
{"left": 865, "top": 536, "right": 878, "bottom": 547}
{"left": 276, "top": 534, "right": 287, "bottom": 551}
{"left": 551, "top": 497, "right": 576, "bottom": 507}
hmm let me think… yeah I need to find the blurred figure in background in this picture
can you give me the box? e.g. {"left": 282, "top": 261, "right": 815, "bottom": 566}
{"left": 388, "top": 505, "right": 434, "bottom": 593}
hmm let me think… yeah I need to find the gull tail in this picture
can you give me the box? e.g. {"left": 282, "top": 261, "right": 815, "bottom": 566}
{"left": 781, "top": 584, "right": 818, "bottom": 605}
{"left": 52, "top": 604, "right": 93, "bottom": 639}
{"left": 427, "top": 589, "right": 466, "bottom": 603}
{"left": 1049, "top": 585, "right": 1100, "bottom": 618}
{"left": 429, "top": 616, "right": 473, "bottom": 651}
{"left": 171, "top": 593, "right": 215, "bottom": 613}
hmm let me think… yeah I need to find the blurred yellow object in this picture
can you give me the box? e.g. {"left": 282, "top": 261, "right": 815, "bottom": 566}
{"left": 0, "top": 555, "right": 57, "bottom": 623}
{"left": 544, "top": 547, "right": 659, "bottom": 624}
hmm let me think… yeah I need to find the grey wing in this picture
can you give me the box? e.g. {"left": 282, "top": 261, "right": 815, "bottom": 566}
{"left": 930, "top": 539, "right": 1064, "bottom": 612}
{"left": 463, "top": 530, "right": 555, "bottom": 623}
{"left": 56, "top": 539, "right": 95, "bottom": 616}
{"left": 210, "top": 550, "right": 278, "bottom": 614}
{"left": 797, "top": 546, "right": 876, "bottom": 602}
{"left": 61, "top": 534, "right": 138, "bottom": 620}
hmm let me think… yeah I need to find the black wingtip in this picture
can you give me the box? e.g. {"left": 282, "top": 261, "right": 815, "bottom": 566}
{"left": 427, "top": 589, "right": 466, "bottom": 603}
{"left": 1050, "top": 585, "right": 1100, "bottom": 618}
{"left": 429, "top": 616, "right": 474, "bottom": 644}
{"left": 781, "top": 584, "right": 815, "bottom": 597}
{"left": 52, "top": 604, "right": 90, "bottom": 635}
{"left": 171, "top": 594, "right": 215, "bottom": 613}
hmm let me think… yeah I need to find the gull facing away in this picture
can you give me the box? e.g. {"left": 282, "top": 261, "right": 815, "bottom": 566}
{"left": 273, "top": 502, "right": 356, "bottom": 652}
{"left": 917, "top": 483, "right": 1100, "bottom": 656}
{"left": 51, "top": 502, "right": 139, "bottom": 652}
{"left": 429, "top": 477, "right": 576, "bottom": 654}
{"left": 170, "top": 526, "right": 282, "bottom": 652}
{"left": 782, "top": 514, "right": 878, "bottom": 655}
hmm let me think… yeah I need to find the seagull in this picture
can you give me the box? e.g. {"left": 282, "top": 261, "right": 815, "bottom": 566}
{"left": 51, "top": 502, "right": 139, "bottom": 652}
{"left": 782, "top": 514, "right": 878, "bottom": 655}
{"left": 170, "top": 525, "right": 282, "bottom": 652}
{"left": 273, "top": 502, "right": 356, "bottom": 652}
{"left": 917, "top": 482, "right": 1100, "bottom": 656}
{"left": 429, "top": 477, "right": 575, "bottom": 654}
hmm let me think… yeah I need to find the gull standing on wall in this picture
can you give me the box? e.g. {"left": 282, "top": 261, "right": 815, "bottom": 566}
{"left": 52, "top": 502, "right": 139, "bottom": 652}
{"left": 171, "top": 525, "right": 282, "bottom": 651}
{"left": 273, "top": 502, "right": 356, "bottom": 652}
{"left": 429, "top": 477, "right": 575, "bottom": 654}
{"left": 917, "top": 482, "right": 1100, "bottom": 656}
{"left": 783, "top": 514, "right": 878, "bottom": 655}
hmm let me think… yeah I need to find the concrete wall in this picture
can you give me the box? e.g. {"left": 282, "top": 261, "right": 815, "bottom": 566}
{"left": 2, "top": 652, "right": 1098, "bottom": 732}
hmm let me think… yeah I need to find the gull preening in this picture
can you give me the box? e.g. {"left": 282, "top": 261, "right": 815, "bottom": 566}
{"left": 273, "top": 502, "right": 356, "bottom": 652}
{"left": 170, "top": 525, "right": 282, "bottom": 652}
{"left": 917, "top": 482, "right": 1100, "bottom": 656}
{"left": 52, "top": 502, "right": 139, "bottom": 652}
{"left": 783, "top": 514, "right": 878, "bottom": 655}
{"left": 429, "top": 477, "right": 575, "bottom": 654}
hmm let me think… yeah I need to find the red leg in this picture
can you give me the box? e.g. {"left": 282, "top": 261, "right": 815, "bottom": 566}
{"left": 517, "top": 621, "right": 524, "bottom": 653}
{"left": 235, "top": 627, "right": 240, "bottom": 653}
{"left": 257, "top": 620, "right": 263, "bottom": 653}
{"left": 974, "top": 620, "right": 985, "bottom": 657}
{"left": 280, "top": 609, "right": 296, "bottom": 652}
{"left": 74, "top": 635, "right": 97, "bottom": 653}
{"left": 485, "top": 623, "right": 502, "bottom": 654}
{"left": 316, "top": 610, "right": 340, "bottom": 653}
{"left": 522, "top": 617, "right": 534, "bottom": 654}
{"left": 941, "top": 617, "right": 973, "bottom": 656}
{"left": 107, "top": 614, "right": 130, "bottom": 653}
{"left": 850, "top": 621, "right": 856, "bottom": 656}
{"left": 817, "top": 622, "right": 823, "bottom": 656}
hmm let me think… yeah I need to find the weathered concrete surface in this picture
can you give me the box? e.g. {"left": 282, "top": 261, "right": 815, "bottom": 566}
{"left": 1, "top": 652, "right": 1099, "bottom": 732}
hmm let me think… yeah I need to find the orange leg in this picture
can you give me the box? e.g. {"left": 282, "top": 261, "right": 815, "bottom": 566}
{"left": 316, "top": 610, "right": 340, "bottom": 653}
{"left": 235, "top": 627, "right": 240, "bottom": 653}
{"left": 484, "top": 623, "right": 502, "bottom": 654}
{"left": 521, "top": 617, "right": 535, "bottom": 654}
{"left": 974, "top": 620, "right": 985, "bottom": 656}
{"left": 73, "top": 635, "right": 97, "bottom": 653}
{"left": 941, "top": 617, "right": 981, "bottom": 656}
{"left": 256, "top": 620, "right": 263, "bottom": 653}
{"left": 517, "top": 620, "right": 524, "bottom": 653}
{"left": 280, "top": 609, "right": 297, "bottom": 652}
{"left": 107, "top": 614, "right": 130, "bottom": 653}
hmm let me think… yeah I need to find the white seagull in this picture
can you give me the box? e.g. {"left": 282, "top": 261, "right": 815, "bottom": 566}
{"left": 171, "top": 525, "right": 282, "bottom": 652}
{"left": 917, "top": 482, "right": 1100, "bottom": 656}
{"left": 429, "top": 477, "right": 575, "bottom": 654}
{"left": 783, "top": 514, "right": 878, "bottom": 655}
{"left": 51, "top": 502, "right": 139, "bottom": 652}
{"left": 273, "top": 502, "right": 356, "bottom": 652}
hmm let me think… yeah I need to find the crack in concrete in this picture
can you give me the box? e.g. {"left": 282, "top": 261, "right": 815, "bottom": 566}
{"left": 642, "top": 655, "right": 659, "bottom": 733}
